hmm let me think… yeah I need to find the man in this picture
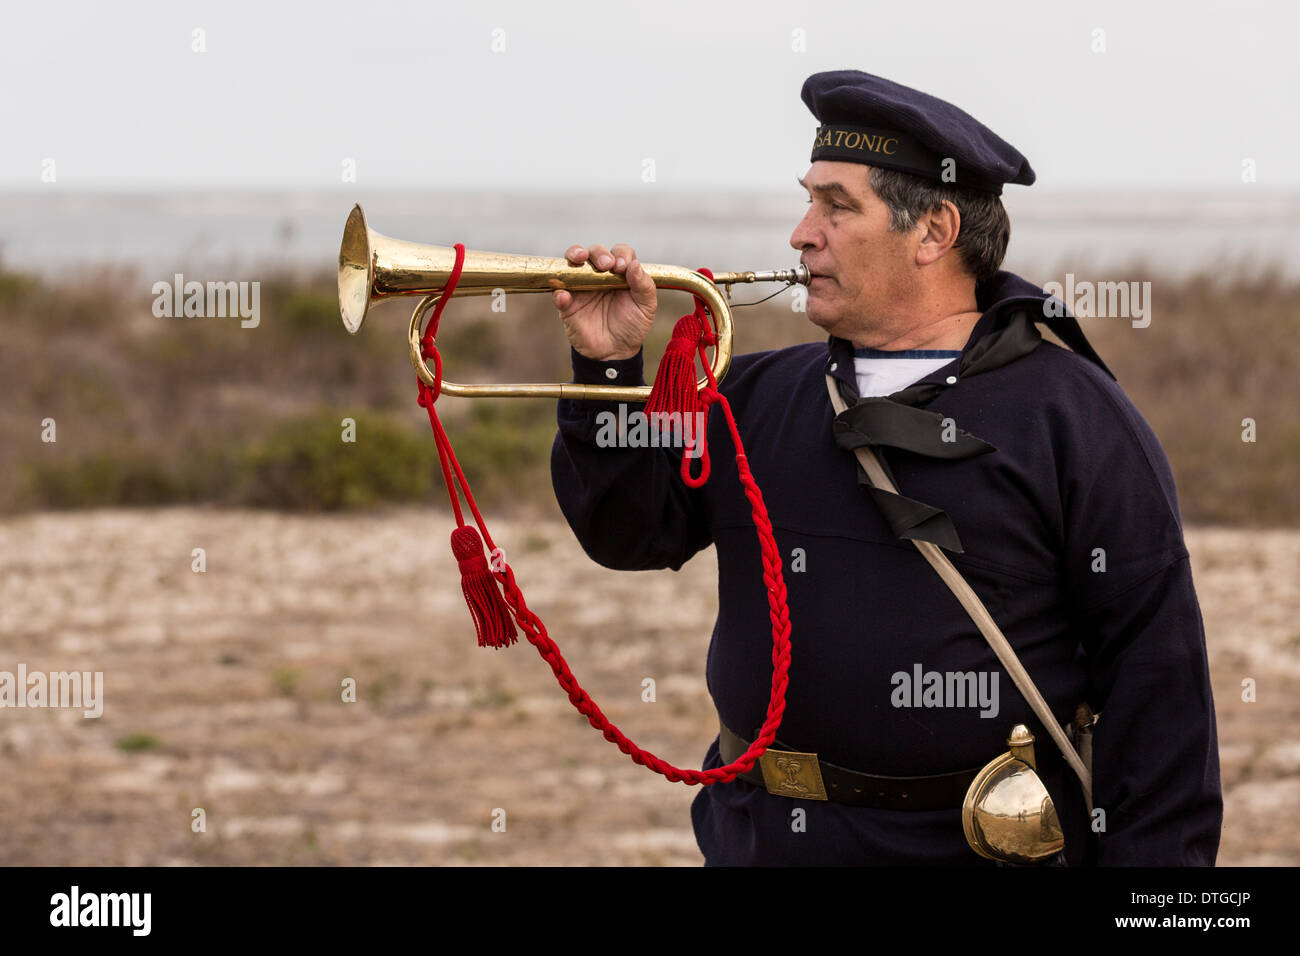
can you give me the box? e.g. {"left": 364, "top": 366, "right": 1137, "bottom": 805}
{"left": 549, "top": 70, "right": 1222, "bottom": 865}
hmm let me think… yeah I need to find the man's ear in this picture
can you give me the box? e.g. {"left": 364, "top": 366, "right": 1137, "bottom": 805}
{"left": 915, "top": 200, "right": 961, "bottom": 267}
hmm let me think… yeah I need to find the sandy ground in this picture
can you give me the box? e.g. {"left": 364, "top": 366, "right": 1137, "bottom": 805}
{"left": 0, "top": 508, "right": 1296, "bottom": 866}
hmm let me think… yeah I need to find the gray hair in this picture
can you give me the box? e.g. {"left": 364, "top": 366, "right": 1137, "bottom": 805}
{"left": 867, "top": 166, "right": 1011, "bottom": 281}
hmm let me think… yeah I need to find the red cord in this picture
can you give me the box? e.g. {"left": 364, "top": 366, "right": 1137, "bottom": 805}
{"left": 416, "top": 259, "right": 792, "bottom": 784}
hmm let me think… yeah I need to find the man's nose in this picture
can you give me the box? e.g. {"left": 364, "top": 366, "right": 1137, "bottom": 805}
{"left": 790, "top": 207, "right": 822, "bottom": 252}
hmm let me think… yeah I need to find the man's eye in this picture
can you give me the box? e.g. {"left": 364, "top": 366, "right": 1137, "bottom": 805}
{"left": 804, "top": 198, "right": 849, "bottom": 211}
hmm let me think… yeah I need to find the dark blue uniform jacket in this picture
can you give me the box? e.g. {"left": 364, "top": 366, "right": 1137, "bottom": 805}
{"left": 550, "top": 270, "right": 1223, "bottom": 866}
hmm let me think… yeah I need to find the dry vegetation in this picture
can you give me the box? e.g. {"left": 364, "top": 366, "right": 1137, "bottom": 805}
{"left": 3, "top": 264, "right": 1296, "bottom": 524}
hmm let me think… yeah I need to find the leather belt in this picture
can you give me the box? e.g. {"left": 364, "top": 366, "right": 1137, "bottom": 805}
{"left": 718, "top": 720, "right": 1067, "bottom": 811}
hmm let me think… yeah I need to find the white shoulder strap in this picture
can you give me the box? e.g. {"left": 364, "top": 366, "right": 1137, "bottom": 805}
{"left": 824, "top": 374, "right": 1092, "bottom": 810}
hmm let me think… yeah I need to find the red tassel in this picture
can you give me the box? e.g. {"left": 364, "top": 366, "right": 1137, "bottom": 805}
{"left": 645, "top": 313, "right": 706, "bottom": 422}
{"left": 450, "top": 525, "right": 517, "bottom": 649}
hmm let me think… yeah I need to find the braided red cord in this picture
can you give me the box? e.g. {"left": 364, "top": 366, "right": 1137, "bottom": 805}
{"left": 417, "top": 257, "right": 792, "bottom": 784}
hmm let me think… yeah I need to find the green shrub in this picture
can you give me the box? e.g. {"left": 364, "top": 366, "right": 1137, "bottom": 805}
{"left": 0, "top": 272, "right": 38, "bottom": 304}
{"left": 446, "top": 401, "right": 558, "bottom": 508}
{"left": 116, "top": 732, "right": 161, "bottom": 753}
{"left": 26, "top": 452, "right": 180, "bottom": 509}
{"left": 271, "top": 668, "right": 302, "bottom": 698}
{"left": 278, "top": 289, "right": 344, "bottom": 335}
{"left": 237, "top": 410, "right": 434, "bottom": 510}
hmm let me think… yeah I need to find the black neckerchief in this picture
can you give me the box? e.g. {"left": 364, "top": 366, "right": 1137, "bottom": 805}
{"left": 824, "top": 271, "right": 1113, "bottom": 552}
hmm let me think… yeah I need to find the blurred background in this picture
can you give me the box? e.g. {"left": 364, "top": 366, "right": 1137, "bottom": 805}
{"left": 1, "top": 0, "right": 1297, "bottom": 865}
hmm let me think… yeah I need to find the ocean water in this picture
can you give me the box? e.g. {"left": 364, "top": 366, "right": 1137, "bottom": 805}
{"left": 2, "top": 189, "right": 1297, "bottom": 284}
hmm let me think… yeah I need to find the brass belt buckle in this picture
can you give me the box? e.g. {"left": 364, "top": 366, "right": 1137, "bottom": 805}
{"left": 758, "top": 747, "right": 829, "bottom": 801}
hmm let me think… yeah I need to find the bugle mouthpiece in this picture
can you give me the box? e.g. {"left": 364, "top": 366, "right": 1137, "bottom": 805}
{"left": 711, "top": 265, "right": 811, "bottom": 287}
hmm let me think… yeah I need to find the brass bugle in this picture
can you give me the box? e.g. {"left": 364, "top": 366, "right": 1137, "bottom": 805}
{"left": 338, "top": 204, "right": 809, "bottom": 400}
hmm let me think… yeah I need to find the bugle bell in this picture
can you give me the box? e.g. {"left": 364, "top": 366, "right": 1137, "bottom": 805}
{"left": 337, "top": 204, "right": 809, "bottom": 401}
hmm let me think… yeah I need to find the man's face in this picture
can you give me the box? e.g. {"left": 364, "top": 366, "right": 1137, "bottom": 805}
{"left": 790, "top": 161, "right": 920, "bottom": 344}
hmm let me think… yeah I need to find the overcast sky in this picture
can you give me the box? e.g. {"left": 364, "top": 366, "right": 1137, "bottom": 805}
{"left": 2, "top": 0, "right": 1296, "bottom": 192}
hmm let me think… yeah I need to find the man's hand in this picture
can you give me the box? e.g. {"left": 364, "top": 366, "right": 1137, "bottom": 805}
{"left": 553, "top": 243, "right": 656, "bottom": 361}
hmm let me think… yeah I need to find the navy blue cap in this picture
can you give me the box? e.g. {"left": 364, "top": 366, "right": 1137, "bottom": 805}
{"left": 801, "top": 70, "right": 1034, "bottom": 194}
